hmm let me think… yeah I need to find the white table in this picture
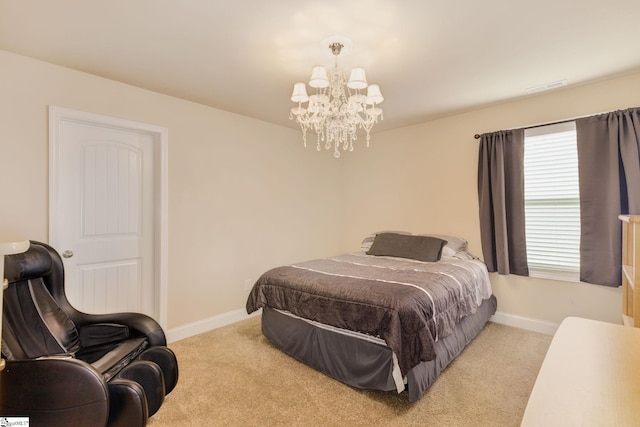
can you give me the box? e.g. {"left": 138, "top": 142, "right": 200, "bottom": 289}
{"left": 521, "top": 316, "right": 640, "bottom": 426}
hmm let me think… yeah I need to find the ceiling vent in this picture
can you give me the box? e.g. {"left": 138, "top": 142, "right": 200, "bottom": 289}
{"left": 526, "top": 79, "right": 568, "bottom": 94}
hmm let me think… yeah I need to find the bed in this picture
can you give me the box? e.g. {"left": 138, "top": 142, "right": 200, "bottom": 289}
{"left": 246, "top": 232, "right": 497, "bottom": 402}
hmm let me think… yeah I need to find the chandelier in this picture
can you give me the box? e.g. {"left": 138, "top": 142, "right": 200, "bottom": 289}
{"left": 289, "top": 42, "right": 384, "bottom": 158}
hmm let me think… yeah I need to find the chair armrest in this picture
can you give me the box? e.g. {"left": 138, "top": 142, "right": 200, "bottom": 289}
{"left": 0, "top": 358, "right": 109, "bottom": 426}
{"left": 76, "top": 312, "right": 167, "bottom": 347}
{"left": 79, "top": 323, "right": 131, "bottom": 347}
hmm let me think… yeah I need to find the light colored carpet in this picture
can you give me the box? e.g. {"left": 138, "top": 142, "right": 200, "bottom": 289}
{"left": 148, "top": 316, "right": 551, "bottom": 427}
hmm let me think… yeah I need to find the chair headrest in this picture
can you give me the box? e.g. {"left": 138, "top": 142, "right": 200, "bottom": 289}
{"left": 4, "top": 244, "right": 53, "bottom": 284}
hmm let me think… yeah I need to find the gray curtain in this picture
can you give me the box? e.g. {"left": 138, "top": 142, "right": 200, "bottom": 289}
{"left": 477, "top": 129, "right": 529, "bottom": 276}
{"left": 576, "top": 107, "right": 640, "bottom": 286}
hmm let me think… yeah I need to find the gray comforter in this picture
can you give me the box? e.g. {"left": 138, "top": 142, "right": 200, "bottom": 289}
{"left": 246, "top": 252, "right": 492, "bottom": 376}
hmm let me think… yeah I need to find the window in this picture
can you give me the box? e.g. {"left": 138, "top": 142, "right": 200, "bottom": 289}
{"left": 523, "top": 122, "right": 580, "bottom": 282}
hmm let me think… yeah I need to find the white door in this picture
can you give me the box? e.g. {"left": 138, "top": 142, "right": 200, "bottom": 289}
{"left": 49, "top": 107, "right": 168, "bottom": 324}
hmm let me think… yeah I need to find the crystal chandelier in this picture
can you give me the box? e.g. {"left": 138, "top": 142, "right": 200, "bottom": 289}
{"left": 289, "top": 42, "right": 384, "bottom": 158}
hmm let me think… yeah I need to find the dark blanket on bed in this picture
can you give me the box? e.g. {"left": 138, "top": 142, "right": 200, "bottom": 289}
{"left": 246, "top": 253, "right": 491, "bottom": 376}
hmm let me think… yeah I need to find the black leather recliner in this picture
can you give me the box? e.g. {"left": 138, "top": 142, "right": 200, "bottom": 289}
{"left": 0, "top": 241, "right": 178, "bottom": 427}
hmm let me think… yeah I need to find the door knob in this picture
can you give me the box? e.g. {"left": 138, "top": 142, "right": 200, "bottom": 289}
{"left": 62, "top": 250, "right": 74, "bottom": 258}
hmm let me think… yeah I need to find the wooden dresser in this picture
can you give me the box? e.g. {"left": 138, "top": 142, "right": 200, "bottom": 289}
{"left": 620, "top": 214, "right": 640, "bottom": 327}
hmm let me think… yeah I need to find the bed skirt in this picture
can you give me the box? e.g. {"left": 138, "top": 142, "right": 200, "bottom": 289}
{"left": 261, "top": 294, "right": 497, "bottom": 402}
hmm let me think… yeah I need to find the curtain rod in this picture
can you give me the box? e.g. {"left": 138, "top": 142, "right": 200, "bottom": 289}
{"left": 474, "top": 118, "right": 573, "bottom": 139}
{"left": 473, "top": 110, "right": 612, "bottom": 139}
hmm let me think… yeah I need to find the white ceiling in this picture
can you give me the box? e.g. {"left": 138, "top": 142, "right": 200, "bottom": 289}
{"left": 1, "top": 0, "right": 639, "bottom": 132}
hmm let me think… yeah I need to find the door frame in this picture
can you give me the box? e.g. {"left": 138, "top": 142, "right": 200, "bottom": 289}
{"left": 48, "top": 106, "right": 169, "bottom": 328}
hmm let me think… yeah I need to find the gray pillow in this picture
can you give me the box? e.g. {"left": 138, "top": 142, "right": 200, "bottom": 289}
{"left": 366, "top": 233, "right": 447, "bottom": 262}
{"left": 361, "top": 231, "right": 467, "bottom": 254}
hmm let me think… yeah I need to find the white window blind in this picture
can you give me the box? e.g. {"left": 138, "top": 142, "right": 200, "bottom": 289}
{"left": 524, "top": 121, "right": 580, "bottom": 282}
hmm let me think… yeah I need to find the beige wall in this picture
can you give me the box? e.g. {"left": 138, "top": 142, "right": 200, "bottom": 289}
{"left": 0, "top": 50, "right": 343, "bottom": 329}
{"left": 340, "top": 72, "right": 640, "bottom": 325}
{"left": 3, "top": 46, "right": 639, "bottom": 332}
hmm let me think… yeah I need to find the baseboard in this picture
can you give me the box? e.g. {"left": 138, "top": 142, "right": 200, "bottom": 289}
{"left": 166, "top": 308, "right": 557, "bottom": 343}
{"left": 166, "top": 309, "right": 261, "bottom": 343}
{"left": 490, "top": 311, "right": 559, "bottom": 336}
